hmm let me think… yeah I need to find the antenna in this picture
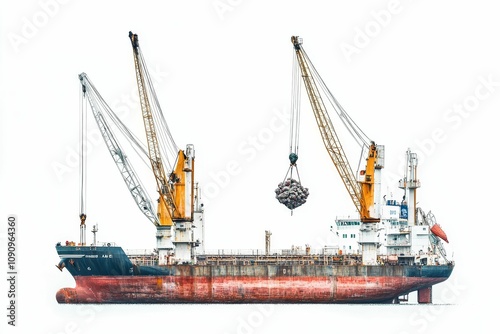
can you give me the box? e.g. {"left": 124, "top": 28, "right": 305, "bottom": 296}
{"left": 265, "top": 230, "right": 272, "bottom": 256}
{"left": 91, "top": 224, "right": 98, "bottom": 246}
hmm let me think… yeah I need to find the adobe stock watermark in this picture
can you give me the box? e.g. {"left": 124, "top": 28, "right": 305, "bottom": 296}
{"left": 49, "top": 304, "right": 103, "bottom": 334}
{"left": 373, "top": 74, "right": 499, "bottom": 192}
{"left": 406, "top": 74, "right": 498, "bottom": 167}
{"left": 312, "top": 227, "right": 339, "bottom": 250}
{"left": 399, "top": 276, "right": 467, "bottom": 334}
{"left": 340, "top": 0, "right": 405, "bottom": 63}
{"left": 7, "top": 0, "right": 73, "bottom": 54}
{"left": 222, "top": 304, "right": 275, "bottom": 334}
{"left": 212, "top": 0, "right": 245, "bottom": 21}
{"left": 202, "top": 106, "right": 288, "bottom": 204}
{"left": 51, "top": 65, "right": 169, "bottom": 183}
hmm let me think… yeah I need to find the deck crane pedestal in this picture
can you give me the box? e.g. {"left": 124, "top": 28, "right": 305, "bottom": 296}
{"left": 290, "top": 36, "right": 384, "bottom": 265}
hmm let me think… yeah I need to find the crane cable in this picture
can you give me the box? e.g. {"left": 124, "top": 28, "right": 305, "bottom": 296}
{"left": 79, "top": 73, "right": 159, "bottom": 226}
{"left": 79, "top": 81, "right": 88, "bottom": 245}
{"left": 286, "top": 50, "right": 302, "bottom": 184}
{"left": 79, "top": 81, "right": 87, "bottom": 218}
{"left": 275, "top": 49, "right": 310, "bottom": 214}
{"left": 84, "top": 75, "right": 153, "bottom": 172}
{"left": 289, "top": 51, "right": 301, "bottom": 158}
{"left": 137, "top": 47, "right": 179, "bottom": 172}
{"left": 301, "top": 46, "right": 371, "bottom": 149}
{"left": 300, "top": 46, "right": 374, "bottom": 175}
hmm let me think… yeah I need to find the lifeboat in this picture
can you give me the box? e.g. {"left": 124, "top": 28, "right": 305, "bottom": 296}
{"left": 430, "top": 224, "right": 449, "bottom": 243}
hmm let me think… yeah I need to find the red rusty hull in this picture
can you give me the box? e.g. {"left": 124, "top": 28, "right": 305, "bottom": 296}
{"left": 56, "top": 275, "right": 448, "bottom": 304}
{"left": 55, "top": 246, "right": 454, "bottom": 303}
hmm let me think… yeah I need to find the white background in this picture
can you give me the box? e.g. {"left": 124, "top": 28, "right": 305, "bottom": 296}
{"left": 1, "top": 0, "right": 498, "bottom": 333}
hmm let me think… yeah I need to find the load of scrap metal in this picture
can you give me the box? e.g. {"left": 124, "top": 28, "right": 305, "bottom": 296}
{"left": 275, "top": 178, "right": 309, "bottom": 210}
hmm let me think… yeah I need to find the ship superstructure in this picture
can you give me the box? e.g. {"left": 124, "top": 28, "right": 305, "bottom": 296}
{"left": 333, "top": 148, "right": 450, "bottom": 269}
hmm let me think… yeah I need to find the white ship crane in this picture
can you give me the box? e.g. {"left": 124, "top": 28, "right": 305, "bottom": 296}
{"left": 74, "top": 33, "right": 201, "bottom": 265}
{"left": 78, "top": 72, "right": 160, "bottom": 227}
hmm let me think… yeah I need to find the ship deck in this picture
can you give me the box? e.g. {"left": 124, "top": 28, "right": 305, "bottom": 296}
{"left": 126, "top": 248, "right": 419, "bottom": 267}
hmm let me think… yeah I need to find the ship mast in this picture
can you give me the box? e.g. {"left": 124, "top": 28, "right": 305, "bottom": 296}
{"left": 399, "top": 149, "right": 420, "bottom": 226}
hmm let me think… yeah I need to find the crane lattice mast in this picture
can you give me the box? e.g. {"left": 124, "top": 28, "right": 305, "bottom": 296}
{"left": 129, "top": 32, "right": 178, "bottom": 227}
{"left": 78, "top": 72, "right": 160, "bottom": 227}
{"left": 128, "top": 32, "right": 196, "bottom": 264}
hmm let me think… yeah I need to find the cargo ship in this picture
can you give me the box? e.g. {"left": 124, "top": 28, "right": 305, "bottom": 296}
{"left": 55, "top": 244, "right": 453, "bottom": 304}
{"left": 54, "top": 33, "right": 454, "bottom": 304}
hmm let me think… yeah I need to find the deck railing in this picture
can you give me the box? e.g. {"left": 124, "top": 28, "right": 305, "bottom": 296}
{"left": 125, "top": 247, "right": 361, "bottom": 266}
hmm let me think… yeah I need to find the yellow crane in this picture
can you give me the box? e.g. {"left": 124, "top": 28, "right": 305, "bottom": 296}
{"left": 290, "top": 36, "right": 382, "bottom": 223}
{"left": 129, "top": 32, "right": 194, "bottom": 225}
{"left": 129, "top": 32, "right": 195, "bottom": 264}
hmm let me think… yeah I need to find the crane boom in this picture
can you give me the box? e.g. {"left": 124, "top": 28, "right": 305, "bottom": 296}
{"left": 78, "top": 72, "right": 160, "bottom": 226}
{"left": 128, "top": 32, "right": 196, "bottom": 264}
{"left": 129, "top": 31, "right": 178, "bottom": 227}
{"left": 291, "top": 36, "right": 379, "bottom": 222}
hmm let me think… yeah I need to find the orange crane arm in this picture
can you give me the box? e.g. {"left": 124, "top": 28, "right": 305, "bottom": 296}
{"left": 129, "top": 31, "right": 177, "bottom": 226}
{"left": 291, "top": 36, "right": 378, "bottom": 222}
